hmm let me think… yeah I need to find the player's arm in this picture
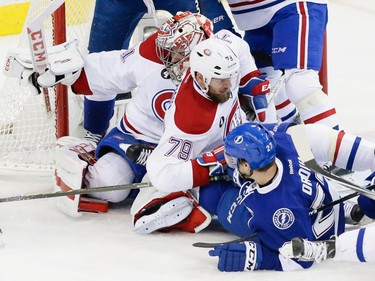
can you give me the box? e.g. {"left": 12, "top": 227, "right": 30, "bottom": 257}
{"left": 146, "top": 131, "right": 219, "bottom": 193}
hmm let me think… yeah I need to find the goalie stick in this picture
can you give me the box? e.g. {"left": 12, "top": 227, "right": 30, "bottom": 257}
{"left": 0, "top": 182, "right": 152, "bottom": 203}
{"left": 0, "top": 174, "right": 228, "bottom": 204}
{"left": 27, "top": 0, "right": 65, "bottom": 116}
{"left": 288, "top": 124, "right": 375, "bottom": 201}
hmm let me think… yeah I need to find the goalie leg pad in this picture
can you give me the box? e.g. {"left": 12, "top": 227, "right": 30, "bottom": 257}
{"left": 131, "top": 188, "right": 212, "bottom": 234}
{"left": 134, "top": 195, "right": 193, "bottom": 234}
{"left": 55, "top": 136, "right": 105, "bottom": 217}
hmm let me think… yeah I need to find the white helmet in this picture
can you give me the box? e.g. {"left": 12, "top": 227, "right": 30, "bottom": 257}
{"left": 156, "top": 11, "right": 213, "bottom": 82}
{"left": 189, "top": 37, "right": 240, "bottom": 92}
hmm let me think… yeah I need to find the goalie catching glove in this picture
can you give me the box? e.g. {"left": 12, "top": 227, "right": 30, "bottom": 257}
{"left": 3, "top": 39, "right": 83, "bottom": 95}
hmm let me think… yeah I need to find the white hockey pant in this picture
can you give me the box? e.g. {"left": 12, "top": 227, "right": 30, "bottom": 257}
{"left": 84, "top": 152, "right": 135, "bottom": 202}
{"left": 284, "top": 68, "right": 339, "bottom": 128}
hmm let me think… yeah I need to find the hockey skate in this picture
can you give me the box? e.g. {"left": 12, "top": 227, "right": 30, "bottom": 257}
{"left": 123, "top": 143, "right": 155, "bottom": 166}
{"left": 279, "top": 237, "right": 336, "bottom": 263}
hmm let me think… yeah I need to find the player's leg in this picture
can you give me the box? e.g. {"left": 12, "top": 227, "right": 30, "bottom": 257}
{"left": 272, "top": 3, "right": 339, "bottom": 129}
{"left": 335, "top": 225, "right": 375, "bottom": 262}
{"left": 54, "top": 127, "right": 148, "bottom": 216}
{"left": 88, "top": 0, "right": 145, "bottom": 52}
{"left": 131, "top": 186, "right": 212, "bottom": 234}
{"left": 216, "top": 186, "right": 254, "bottom": 238}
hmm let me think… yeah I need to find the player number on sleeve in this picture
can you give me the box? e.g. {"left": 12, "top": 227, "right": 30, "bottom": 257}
{"left": 164, "top": 137, "right": 192, "bottom": 161}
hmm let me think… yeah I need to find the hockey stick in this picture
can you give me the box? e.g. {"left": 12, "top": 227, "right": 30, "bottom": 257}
{"left": 305, "top": 159, "right": 375, "bottom": 201}
{"left": 192, "top": 233, "right": 257, "bottom": 248}
{"left": 309, "top": 183, "right": 375, "bottom": 216}
{"left": 0, "top": 182, "right": 152, "bottom": 203}
{"left": 0, "top": 174, "right": 228, "bottom": 204}
{"left": 268, "top": 73, "right": 285, "bottom": 105}
{"left": 288, "top": 125, "right": 375, "bottom": 201}
{"left": 27, "top": 0, "right": 65, "bottom": 117}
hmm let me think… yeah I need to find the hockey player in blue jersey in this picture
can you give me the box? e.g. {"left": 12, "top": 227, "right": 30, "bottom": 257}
{"left": 206, "top": 122, "right": 375, "bottom": 272}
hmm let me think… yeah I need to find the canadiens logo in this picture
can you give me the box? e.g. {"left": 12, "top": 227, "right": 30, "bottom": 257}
{"left": 161, "top": 69, "right": 171, "bottom": 79}
{"left": 152, "top": 90, "right": 174, "bottom": 121}
{"left": 273, "top": 208, "right": 295, "bottom": 230}
{"left": 203, "top": 48, "right": 212, "bottom": 56}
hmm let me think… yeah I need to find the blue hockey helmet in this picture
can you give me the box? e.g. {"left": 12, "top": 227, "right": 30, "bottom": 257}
{"left": 224, "top": 123, "right": 276, "bottom": 170}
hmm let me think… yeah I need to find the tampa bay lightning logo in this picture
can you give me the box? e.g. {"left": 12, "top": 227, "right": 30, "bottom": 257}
{"left": 234, "top": 135, "right": 243, "bottom": 144}
{"left": 273, "top": 208, "right": 295, "bottom": 230}
{"left": 161, "top": 69, "right": 171, "bottom": 79}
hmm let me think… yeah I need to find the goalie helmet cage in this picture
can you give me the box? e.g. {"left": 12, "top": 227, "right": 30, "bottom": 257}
{"left": 0, "top": 0, "right": 94, "bottom": 176}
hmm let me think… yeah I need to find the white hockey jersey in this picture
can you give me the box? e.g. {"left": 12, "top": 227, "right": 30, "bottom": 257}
{"left": 83, "top": 32, "right": 176, "bottom": 144}
{"left": 146, "top": 30, "right": 261, "bottom": 193}
{"left": 227, "top": 0, "right": 328, "bottom": 30}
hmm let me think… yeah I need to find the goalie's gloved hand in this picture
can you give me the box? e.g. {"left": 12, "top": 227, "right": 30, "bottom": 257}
{"left": 209, "top": 241, "right": 262, "bottom": 272}
{"left": 3, "top": 39, "right": 83, "bottom": 95}
{"left": 240, "top": 72, "right": 270, "bottom": 122}
{"left": 37, "top": 39, "right": 83, "bottom": 88}
{"left": 196, "top": 145, "right": 226, "bottom": 177}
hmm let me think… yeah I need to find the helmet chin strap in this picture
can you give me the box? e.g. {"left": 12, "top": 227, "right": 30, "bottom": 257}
{"left": 192, "top": 73, "right": 211, "bottom": 98}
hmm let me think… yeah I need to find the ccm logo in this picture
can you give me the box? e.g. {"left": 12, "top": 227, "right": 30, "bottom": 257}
{"left": 27, "top": 29, "right": 47, "bottom": 63}
{"left": 4, "top": 57, "right": 11, "bottom": 72}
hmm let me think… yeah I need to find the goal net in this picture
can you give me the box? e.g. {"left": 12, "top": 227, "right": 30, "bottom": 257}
{"left": 0, "top": 0, "right": 172, "bottom": 178}
{"left": 0, "top": 0, "right": 94, "bottom": 175}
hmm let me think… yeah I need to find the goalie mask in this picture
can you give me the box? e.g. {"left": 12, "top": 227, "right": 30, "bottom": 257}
{"left": 224, "top": 123, "right": 276, "bottom": 170}
{"left": 156, "top": 11, "right": 213, "bottom": 83}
